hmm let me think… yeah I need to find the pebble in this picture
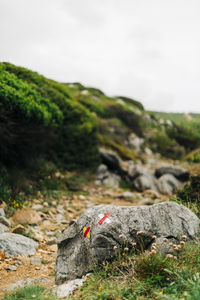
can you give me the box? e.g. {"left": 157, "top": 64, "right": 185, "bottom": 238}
{"left": 31, "top": 257, "right": 41, "bottom": 266}
{"left": 46, "top": 238, "right": 57, "bottom": 245}
{"left": 5, "top": 265, "right": 17, "bottom": 271}
{"left": 32, "top": 204, "right": 44, "bottom": 210}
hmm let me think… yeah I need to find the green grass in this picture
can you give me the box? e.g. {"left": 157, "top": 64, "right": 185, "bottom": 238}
{"left": 68, "top": 241, "right": 200, "bottom": 300}
{"left": 2, "top": 285, "right": 56, "bottom": 300}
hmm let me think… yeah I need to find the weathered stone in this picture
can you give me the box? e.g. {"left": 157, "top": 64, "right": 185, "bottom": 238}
{"left": 118, "top": 191, "right": 135, "bottom": 199}
{"left": 139, "top": 198, "right": 154, "bottom": 205}
{"left": 99, "top": 148, "right": 121, "bottom": 171}
{"left": 134, "top": 173, "right": 159, "bottom": 192}
{"left": 4, "top": 277, "right": 51, "bottom": 292}
{"left": 0, "top": 224, "right": 9, "bottom": 234}
{"left": 102, "top": 173, "right": 121, "bottom": 188}
{"left": 96, "top": 164, "right": 109, "bottom": 180}
{"left": 0, "top": 208, "right": 5, "bottom": 217}
{"left": 52, "top": 278, "right": 85, "bottom": 298}
{"left": 12, "top": 208, "right": 42, "bottom": 225}
{"left": 155, "top": 165, "right": 189, "bottom": 182}
{"left": 128, "top": 164, "right": 145, "bottom": 179}
{"left": 56, "top": 202, "right": 199, "bottom": 284}
{"left": 31, "top": 257, "right": 41, "bottom": 266}
{"left": 0, "top": 233, "right": 38, "bottom": 257}
{"left": 0, "top": 216, "right": 11, "bottom": 227}
{"left": 32, "top": 204, "right": 43, "bottom": 211}
{"left": 158, "top": 174, "right": 184, "bottom": 195}
{"left": 5, "top": 265, "right": 17, "bottom": 271}
{"left": 12, "top": 224, "right": 26, "bottom": 235}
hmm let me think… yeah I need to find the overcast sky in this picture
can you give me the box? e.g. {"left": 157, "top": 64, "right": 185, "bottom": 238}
{"left": 0, "top": 0, "right": 200, "bottom": 112}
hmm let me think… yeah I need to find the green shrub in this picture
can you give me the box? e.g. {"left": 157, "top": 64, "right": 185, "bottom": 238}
{"left": 151, "top": 131, "right": 185, "bottom": 159}
{"left": 176, "top": 175, "right": 200, "bottom": 204}
{"left": 0, "top": 62, "right": 100, "bottom": 169}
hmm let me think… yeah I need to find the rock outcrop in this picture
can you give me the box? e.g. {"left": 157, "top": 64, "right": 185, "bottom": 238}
{"left": 55, "top": 202, "right": 199, "bottom": 284}
{"left": 0, "top": 233, "right": 38, "bottom": 257}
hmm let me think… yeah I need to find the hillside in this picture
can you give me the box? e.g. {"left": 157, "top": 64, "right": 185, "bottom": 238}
{"left": 1, "top": 62, "right": 200, "bottom": 205}
{"left": 0, "top": 63, "right": 200, "bottom": 300}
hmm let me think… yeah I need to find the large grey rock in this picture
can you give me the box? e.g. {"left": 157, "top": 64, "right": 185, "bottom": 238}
{"left": 158, "top": 174, "right": 184, "bottom": 195}
{"left": 99, "top": 148, "right": 121, "bottom": 171}
{"left": 155, "top": 165, "right": 189, "bottom": 182}
{"left": 134, "top": 173, "right": 159, "bottom": 192}
{"left": 56, "top": 202, "right": 199, "bottom": 284}
{"left": 0, "top": 233, "right": 38, "bottom": 257}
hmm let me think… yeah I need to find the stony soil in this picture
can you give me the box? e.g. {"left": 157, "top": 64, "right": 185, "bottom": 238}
{"left": 0, "top": 183, "right": 169, "bottom": 297}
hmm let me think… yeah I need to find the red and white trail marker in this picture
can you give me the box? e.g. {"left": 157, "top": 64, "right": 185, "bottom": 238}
{"left": 98, "top": 213, "right": 111, "bottom": 225}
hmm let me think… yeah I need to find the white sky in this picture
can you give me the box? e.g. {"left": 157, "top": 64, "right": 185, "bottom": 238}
{"left": 0, "top": 0, "right": 200, "bottom": 112}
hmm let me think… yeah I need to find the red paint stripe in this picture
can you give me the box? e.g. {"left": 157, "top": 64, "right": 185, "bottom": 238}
{"left": 98, "top": 213, "right": 110, "bottom": 225}
{"left": 84, "top": 226, "right": 91, "bottom": 238}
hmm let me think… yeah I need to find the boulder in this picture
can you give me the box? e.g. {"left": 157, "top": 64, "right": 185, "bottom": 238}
{"left": 0, "top": 233, "right": 38, "bottom": 257}
{"left": 128, "top": 164, "right": 145, "bottom": 179}
{"left": 99, "top": 148, "right": 121, "bottom": 171}
{"left": 128, "top": 133, "right": 144, "bottom": 152}
{"left": 155, "top": 165, "right": 189, "bottom": 182}
{"left": 158, "top": 174, "right": 184, "bottom": 195}
{"left": 134, "top": 173, "right": 159, "bottom": 192}
{"left": 12, "top": 208, "right": 42, "bottom": 225}
{"left": 102, "top": 173, "right": 121, "bottom": 188}
{"left": 96, "top": 164, "right": 109, "bottom": 180}
{"left": 55, "top": 202, "right": 199, "bottom": 284}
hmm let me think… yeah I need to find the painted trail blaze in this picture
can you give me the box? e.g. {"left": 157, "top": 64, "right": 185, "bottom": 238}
{"left": 98, "top": 213, "right": 111, "bottom": 225}
{"left": 83, "top": 226, "right": 91, "bottom": 238}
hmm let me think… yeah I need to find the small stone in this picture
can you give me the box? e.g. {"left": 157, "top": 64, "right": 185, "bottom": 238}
{"left": 12, "top": 209, "right": 42, "bottom": 225}
{"left": 0, "top": 208, "right": 5, "bottom": 217}
{"left": 14, "top": 260, "right": 22, "bottom": 266}
{"left": 49, "top": 244, "right": 57, "bottom": 252}
{"left": 139, "top": 198, "right": 154, "bottom": 206}
{"left": 52, "top": 278, "right": 84, "bottom": 298}
{"left": 79, "top": 195, "right": 86, "bottom": 200}
{"left": 32, "top": 204, "right": 43, "bottom": 211}
{"left": 5, "top": 265, "right": 17, "bottom": 271}
{"left": 56, "top": 214, "right": 66, "bottom": 221}
{"left": 31, "top": 257, "right": 41, "bottom": 266}
{"left": 12, "top": 224, "right": 26, "bottom": 235}
{"left": 118, "top": 192, "right": 135, "bottom": 199}
{"left": 43, "top": 202, "right": 49, "bottom": 207}
{"left": 46, "top": 232, "right": 55, "bottom": 237}
{"left": 46, "top": 238, "right": 57, "bottom": 245}
{"left": 0, "top": 216, "right": 11, "bottom": 227}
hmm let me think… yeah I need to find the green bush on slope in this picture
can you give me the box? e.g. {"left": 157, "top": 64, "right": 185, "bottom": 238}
{"left": 0, "top": 62, "right": 100, "bottom": 169}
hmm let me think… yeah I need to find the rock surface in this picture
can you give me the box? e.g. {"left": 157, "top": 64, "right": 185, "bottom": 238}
{"left": 157, "top": 174, "right": 184, "bottom": 194}
{"left": 155, "top": 165, "right": 190, "bottom": 181}
{"left": 52, "top": 278, "right": 85, "bottom": 298}
{"left": 12, "top": 208, "right": 42, "bottom": 225}
{"left": 56, "top": 202, "right": 199, "bottom": 284}
{"left": 0, "top": 233, "right": 38, "bottom": 257}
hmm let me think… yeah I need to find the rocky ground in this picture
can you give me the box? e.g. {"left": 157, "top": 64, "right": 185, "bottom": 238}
{"left": 0, "top": 151, "right": 192, "bottom": 298}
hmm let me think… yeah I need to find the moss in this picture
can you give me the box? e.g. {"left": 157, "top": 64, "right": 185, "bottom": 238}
{"left": 116, "top": 96, "right": 144, "bottom": 111}
{"left": 185, "top": 148, "right": 200, "bottom": 163}
{"left": 98, "top": 134, "right": 136, "bottom": 161}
